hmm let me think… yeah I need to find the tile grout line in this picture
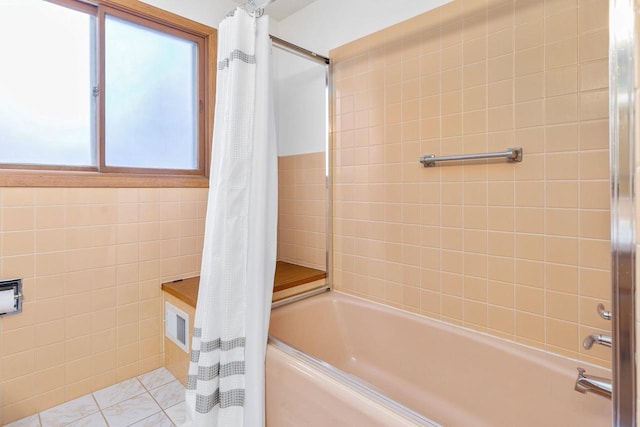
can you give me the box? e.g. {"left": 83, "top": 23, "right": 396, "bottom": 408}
{"left": 6, "top": 369, "right": 182, "bottom": 427}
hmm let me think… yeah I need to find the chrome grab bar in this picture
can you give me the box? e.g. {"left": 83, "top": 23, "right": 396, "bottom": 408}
{"left": 574, "top": 368, "right": 612, "bottom": 399}
{"left": 419, "top": 147, "right": 523, "bottom": 167}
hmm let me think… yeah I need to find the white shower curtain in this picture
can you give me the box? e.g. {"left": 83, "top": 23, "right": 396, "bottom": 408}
{"left": 185, "top": 7, "right": 276, "bottom": 427}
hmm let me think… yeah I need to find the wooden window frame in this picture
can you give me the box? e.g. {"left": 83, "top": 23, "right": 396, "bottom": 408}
{"left": 0, "top": 0, "right": 216, "bottom": 187}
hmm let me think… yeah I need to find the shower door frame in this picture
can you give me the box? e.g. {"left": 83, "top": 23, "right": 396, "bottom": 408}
{"left": 270, "top": 36, "right": 333, "bottom": 309}
{"left": 609, "top": 0, "right": 637, "bottom": 425}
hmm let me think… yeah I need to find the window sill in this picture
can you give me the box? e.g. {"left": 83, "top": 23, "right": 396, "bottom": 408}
{"left": 0, "top": 169, "right": 209, "bottom": 188}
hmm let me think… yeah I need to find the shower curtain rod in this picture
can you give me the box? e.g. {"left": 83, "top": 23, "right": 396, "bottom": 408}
{"left": 270, "top": 35, "right": 330, "bottom": 65}
{"left": 229, "top": 1, "right": 330, "bottom": 65}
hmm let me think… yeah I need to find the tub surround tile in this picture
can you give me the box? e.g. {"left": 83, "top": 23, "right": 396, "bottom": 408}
{"left": 93, "top": 377, "right": 146, "bottom": 409}
{"left": 129, "top": 411, "right": 176, "bottom": 427}
{"left": 165, "top": 402, "right": 187, "bottom": 426}
{"left": 101, "top": 393, "right": 161, "bottom": 427}
{"left": 138, "top": 367, "right": 176, "bottom": 391}
{"left": 39, "top": 395, "right": 99, "bottom": 427}
{"left": 149, "top": 380, "right": 185, "bottom": 410}
{"left": 277, "top": 152, "right": 327, "bottom": 271}
{"left": 330, "top": 0, "right": 612, "bottom": 369}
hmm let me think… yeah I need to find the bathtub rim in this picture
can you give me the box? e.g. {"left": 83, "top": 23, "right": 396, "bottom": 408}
{"left": 267, "top": 335, "right": 441, "bottom": 427}
{"left": 271, "top": 284, "right": 330, "bottom": 309}
{"left": 286, "top": 290, "right": 613, "bottom": 375}
{"left": 269, "top": 290, "right": 611, "bottom": 426}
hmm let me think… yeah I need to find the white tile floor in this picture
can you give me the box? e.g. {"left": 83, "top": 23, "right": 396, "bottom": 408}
{"left": 4, "top": 368, "right": 188, "bottom": 427}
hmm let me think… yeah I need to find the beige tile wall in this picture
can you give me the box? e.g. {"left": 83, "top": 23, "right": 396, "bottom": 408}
{"left": 331, "top": 0, "right": 611, "bottom": 368}
{"left": 278, "top": 153, "right": 327, "bottom": 271}
{"left": 0, "top": 187, "right": 206, "bottom": 424}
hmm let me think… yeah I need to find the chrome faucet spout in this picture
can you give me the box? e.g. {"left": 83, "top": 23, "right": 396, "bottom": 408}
{"left": 574, "top": 368, "right": 611, "bottom": 399}
{"left": 582, "top": 333, "right": 612, "bottom": 350}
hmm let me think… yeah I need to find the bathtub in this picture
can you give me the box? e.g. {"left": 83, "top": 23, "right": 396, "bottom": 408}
{"left": 265, "top": 291, "right": 611, "bottom": 427}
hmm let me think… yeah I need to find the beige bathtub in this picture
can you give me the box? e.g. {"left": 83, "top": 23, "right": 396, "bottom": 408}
{"left": 266, "top": 291, "right": 611, "bottom": 427}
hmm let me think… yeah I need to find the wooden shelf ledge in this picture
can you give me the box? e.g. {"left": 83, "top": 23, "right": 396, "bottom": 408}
{"left": 162, "top": 261, "right": 326, "bottom": 308}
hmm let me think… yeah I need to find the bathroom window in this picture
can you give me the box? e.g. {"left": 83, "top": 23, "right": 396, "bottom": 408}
{"left": 0, "top": 0, "right": 212, "bottom": 186}
{"left": 0, "top": 0, "right": 95, "bottom": 168}
{"left": 103, "top": 12, "right": 201, "bottom": 171}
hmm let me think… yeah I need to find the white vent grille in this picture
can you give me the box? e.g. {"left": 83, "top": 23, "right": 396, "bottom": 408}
{"left": 165, "top": 301, "right": 189, "bottom": 353}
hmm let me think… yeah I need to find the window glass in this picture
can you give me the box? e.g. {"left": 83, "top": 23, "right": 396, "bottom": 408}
{"left": 0, "top": 0, "right": 95, "bottom": 166}
{"left": 104, "top": 14, "right": 198, "bottom": 170}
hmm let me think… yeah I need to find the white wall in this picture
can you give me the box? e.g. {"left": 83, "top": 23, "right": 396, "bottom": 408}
{"left": 271, "top": 0, "right": 451, "bottom": 156}
{"left": 140, "top": 0, "right": 450, "bottom": 157}
{"left": 140, "top": 0, "right": 280, "bottom": 30}
{"left": 140, "top": 0, "right": 222, "bottom": 27}
{"left": 142, "top": 0, "right": 452, "bottom": 54}
{"left": 273, "top": 47, "right": 327, "bottom": 156}
{"left": 274, "top": 0, "right": 452, "bottom": 56}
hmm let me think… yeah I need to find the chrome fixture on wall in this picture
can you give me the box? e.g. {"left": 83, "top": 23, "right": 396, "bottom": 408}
{"left": 597, "top": 303, "right": 612, "bottom": 320}
{"left": 230, "top": 0, "right": 273, "bottom": 18}
{"left": 0, "top": 278, "right": 22, "bottom": 317}
{"left": 583, "top": 333, "right": 612, "bottom": 350}
{"left": 419, "top": 147, "right": 523, "bottom": 167}
{"left": 575, "top": 368, "right": 612, "bottom": 399}
{"left": 576, "top": 303, "right": 613, "bottom": 398}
